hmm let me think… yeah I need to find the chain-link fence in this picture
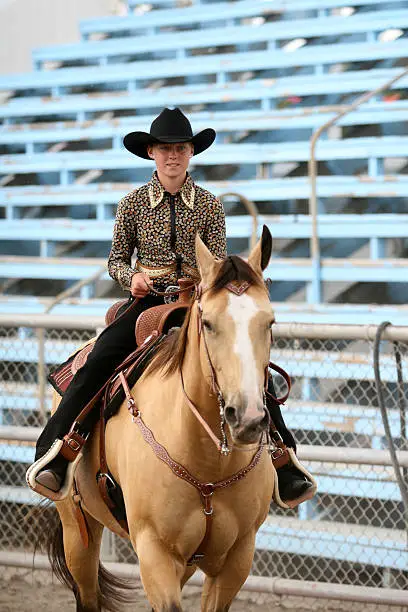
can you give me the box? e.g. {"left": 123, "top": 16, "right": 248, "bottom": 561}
{"left": 0, "top": 317, "right": 407, "bottom": 601}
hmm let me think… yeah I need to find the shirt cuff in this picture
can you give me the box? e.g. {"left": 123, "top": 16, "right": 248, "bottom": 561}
{"left": 118, "top": 267, "right": 136, "bottom": 291}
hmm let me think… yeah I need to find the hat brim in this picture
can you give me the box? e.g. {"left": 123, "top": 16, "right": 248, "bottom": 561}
{"left": 123, "top": 128, "right": 216, "bottom": 159}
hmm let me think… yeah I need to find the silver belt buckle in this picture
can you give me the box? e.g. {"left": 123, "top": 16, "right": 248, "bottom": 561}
{"left": 164, "top": 284, "right": 180, "bottom": 304}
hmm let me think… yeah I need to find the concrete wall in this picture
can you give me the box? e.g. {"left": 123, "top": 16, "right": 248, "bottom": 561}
{"left": 0, "top": 0, "right": 121, "bottom": 75}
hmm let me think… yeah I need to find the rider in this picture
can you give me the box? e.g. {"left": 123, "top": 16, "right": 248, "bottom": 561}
{"left": 28, "top": 107, "right": 313, "bottom": 505}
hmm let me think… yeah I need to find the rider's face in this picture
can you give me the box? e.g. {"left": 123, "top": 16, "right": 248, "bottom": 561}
{"left": 148, "top": 142, "right": 194, "bottom": 180}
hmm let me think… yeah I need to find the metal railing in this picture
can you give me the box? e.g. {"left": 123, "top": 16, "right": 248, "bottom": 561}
{"left": 308, "top": 66, "right": 408, "bottom": 304}
{"left": 219, "top": 191, "right": 259, "bottom": 250}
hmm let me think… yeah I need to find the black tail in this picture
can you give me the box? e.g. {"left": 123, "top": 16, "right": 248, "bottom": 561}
{"left": 30, "top": 502, "right": 137, "bottom": 612}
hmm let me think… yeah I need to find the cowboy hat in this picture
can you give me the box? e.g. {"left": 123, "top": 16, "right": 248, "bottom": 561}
{"left": 123, "top": 107, "right": 216, "bottom": 159}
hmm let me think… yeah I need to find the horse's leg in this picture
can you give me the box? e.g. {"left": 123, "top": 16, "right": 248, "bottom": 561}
{"left": 135, "top": 528, "right": 185, "bottom": 611}
{"left": 200, "top": 532, "right": 256, "bottom": 612}
{"left": 57, "top": 500, "right": 104, "bottom": 612}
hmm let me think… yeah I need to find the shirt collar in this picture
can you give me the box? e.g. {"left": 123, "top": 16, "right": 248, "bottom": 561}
{"left": 148, "top": 171, "right": 195, "bottom": 210}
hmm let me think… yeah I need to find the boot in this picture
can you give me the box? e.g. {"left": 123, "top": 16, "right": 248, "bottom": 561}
{"left": 266, "top": 377, "right": 317, "bottom": 507}
{"left": 34, "top": 453, "right": 68, "bottom": 492}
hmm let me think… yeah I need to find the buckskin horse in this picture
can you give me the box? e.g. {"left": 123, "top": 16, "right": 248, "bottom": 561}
{"left": 35, "top": 227, "right": 276, "bottom": 611}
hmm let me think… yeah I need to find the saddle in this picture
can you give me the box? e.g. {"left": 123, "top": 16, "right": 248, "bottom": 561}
{"left": 48, "top": 287, "right": 191, "bottom": 396}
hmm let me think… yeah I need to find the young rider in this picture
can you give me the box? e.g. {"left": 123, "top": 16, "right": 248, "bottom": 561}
{"left": 28, "top": 108, "right": 313, "bottom": 505}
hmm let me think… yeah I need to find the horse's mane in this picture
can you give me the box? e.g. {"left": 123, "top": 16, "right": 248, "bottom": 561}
{"left": 146, "top": 255, "right": 263, "bottom": 377}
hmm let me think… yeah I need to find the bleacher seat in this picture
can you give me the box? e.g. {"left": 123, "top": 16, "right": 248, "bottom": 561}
{"left": 30, "top": 10, "right": 408, "bottom": 69}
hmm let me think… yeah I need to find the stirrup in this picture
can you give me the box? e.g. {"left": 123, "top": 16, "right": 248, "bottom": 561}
{"left": 26, "top": 439, "right": 83, "bottom": 502}
{"left": 271, "top": 448, "right": 317, "bottom": 509}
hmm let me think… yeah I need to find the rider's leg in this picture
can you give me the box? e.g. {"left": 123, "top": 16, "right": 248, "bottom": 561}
{"left": 266, "top": 376, "right": 313, "bottom": 502}
{"left": 33, "top": 294, "right": 163, "bottom": 491}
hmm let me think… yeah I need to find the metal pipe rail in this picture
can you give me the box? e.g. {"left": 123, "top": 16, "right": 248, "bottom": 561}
{"left": 2, "top": 426, "right": 408, "bottom": 467}
{"left": 1, "top": 552, "right": 407, "bottom": 605}
{"left": 308, "top": 66, "right": 408, "bottom": 304}
{"left": 2, "top": 313, "right": 408, "bottom": 342}
{"left": 219, "top": 191, "right": 258, "bottom": 250}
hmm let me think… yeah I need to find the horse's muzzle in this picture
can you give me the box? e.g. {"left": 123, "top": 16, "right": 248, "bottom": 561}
{"left": 225, "top": 406, "right": 269, "bottom": 444}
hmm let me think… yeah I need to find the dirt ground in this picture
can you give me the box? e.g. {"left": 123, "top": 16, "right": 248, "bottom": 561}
{"left": 1, "top": 569, "right": 407, "bottom": 612}
{"left": 0, "top": 569, "right": 288, "bottom": 612}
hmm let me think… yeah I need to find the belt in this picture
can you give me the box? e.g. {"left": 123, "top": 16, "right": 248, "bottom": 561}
{"left": 135, "top": 260, "right": 200, "bottom": 281}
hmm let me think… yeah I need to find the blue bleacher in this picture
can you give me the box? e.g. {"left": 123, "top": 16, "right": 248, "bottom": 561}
{"left": 30, "top": 10, "right": 408, "bottom": 69}
{"left": 80, "top": 0, "right": 408, "bottom": 39}
{"left": 0, "top": 0, "right": 407, "bottom": 307}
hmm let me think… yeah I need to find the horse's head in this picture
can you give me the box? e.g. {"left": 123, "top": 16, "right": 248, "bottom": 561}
{"left": 195, "top": 226, "right": 274, "bottom": 445}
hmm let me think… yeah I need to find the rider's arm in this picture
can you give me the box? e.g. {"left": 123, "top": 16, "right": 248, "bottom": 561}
{"left": 107, "top": 194, "right": 137, "bottom": 291}
{"left": 203, "top": 196, "right": 227, "bottom": 260}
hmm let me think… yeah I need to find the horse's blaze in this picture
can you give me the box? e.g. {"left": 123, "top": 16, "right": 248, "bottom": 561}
{"left": 227, "top": 291, "right": 268, "bottom": 426}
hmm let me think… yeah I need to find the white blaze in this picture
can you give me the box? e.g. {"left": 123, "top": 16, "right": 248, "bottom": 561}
{"left": 228, "top": 292, "right": 260, "bottom": 415}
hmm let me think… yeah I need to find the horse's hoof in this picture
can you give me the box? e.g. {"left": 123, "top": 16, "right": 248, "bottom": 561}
{"left": 35, "top": 469, "right": 62, "bottom": 492}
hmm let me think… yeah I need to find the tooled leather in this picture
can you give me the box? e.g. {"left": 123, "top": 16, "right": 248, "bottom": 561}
{"left": 135, "top": 303, "right": 189, "bottom": 346}
{"left": 52, "top": 362, "right": 72, "bottom": 388}
{"left": 105, "top": 299, "right": 129, "bottom": 327}
{"left": 71, "top": 343, "right": 95, "bottom": 375}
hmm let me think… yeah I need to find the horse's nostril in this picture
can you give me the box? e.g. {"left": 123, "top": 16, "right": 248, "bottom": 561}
{"left": 225, "top": 405, "right": 239, "bottom": 427}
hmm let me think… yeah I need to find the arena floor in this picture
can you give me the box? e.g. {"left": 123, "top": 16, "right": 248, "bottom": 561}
{"left": 2, "top": 569, "right": 406, "bottom": 612}
{"left": 0, "top": 570, "right": 289, "bottom": 612}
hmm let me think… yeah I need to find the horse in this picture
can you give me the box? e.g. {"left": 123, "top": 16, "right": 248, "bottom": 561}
{"left": 35, "top": 227, "right": 275, "bottom": 612}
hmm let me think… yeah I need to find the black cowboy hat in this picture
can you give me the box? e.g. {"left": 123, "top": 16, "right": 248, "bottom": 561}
{"left": 123, "top": 107, "right": 216, "bottom": 160}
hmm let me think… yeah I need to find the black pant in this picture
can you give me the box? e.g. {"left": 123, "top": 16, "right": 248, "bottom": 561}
{"left": 35, "top": 294, "right": 164, "bottom": 460}
{"left": 35, "top": 295, "right": 295, "bottom": 460}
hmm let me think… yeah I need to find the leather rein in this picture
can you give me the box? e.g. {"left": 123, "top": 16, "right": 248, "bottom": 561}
{"left": 117, "top": 279, "right": 291, "bottom": 565}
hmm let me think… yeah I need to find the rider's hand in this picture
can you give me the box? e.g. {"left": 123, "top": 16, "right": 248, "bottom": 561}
{"left": 130, "top": 272, "right": 153, "bottom": 298}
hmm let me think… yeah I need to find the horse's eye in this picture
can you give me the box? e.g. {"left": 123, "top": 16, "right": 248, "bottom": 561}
{"left": 203, "top": 320, "right": 213, "bottom": 332}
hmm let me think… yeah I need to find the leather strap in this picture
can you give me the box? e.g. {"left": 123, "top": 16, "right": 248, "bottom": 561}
{"left": 73, "top": 332, "right": 160, "bottom": 428}
{"left": 96, "top": 383, "right": 116, "bottom": 510}
{"left": 180, "top": 368, "right": 223, "bottom": 453}
{"left": 60, "top": 429, "right": 88, "bottom": 462}
{"left": 266, "top": 361, "right": 291, "bottom": 405}
{"left": 72, "top": 478, "right": 89, "bottom": 548}
{"left": 269, "top": 421, "right": 291, "bottom": 469}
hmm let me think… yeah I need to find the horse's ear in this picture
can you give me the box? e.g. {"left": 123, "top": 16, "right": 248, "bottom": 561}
{"left": 195, "top": 233, "right": 222, "bottom": 285}
{"left": 247, "top": 225, "right": 272, "bottom": 273}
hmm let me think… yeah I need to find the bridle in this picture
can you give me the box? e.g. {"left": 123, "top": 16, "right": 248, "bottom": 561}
{"left": 179, "top": 279, "right": 277, "bottom": 456}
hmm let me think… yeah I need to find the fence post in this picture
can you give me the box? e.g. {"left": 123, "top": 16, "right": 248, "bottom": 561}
{"left": 37, "top": 327, "right": 47, "bottom": 426}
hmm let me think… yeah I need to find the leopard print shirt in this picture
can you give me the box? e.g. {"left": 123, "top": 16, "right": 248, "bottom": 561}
{"left": 108, "top": 171, "right": 227, "bottom": 290}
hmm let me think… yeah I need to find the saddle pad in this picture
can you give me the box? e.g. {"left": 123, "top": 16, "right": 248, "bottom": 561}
{"left": 48, "top": 340, "right": 96, "bottom": 396}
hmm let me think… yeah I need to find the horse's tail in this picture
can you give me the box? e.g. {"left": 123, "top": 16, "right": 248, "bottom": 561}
{"left": 31, "top": 502, "right": 137, "bottom": 612}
